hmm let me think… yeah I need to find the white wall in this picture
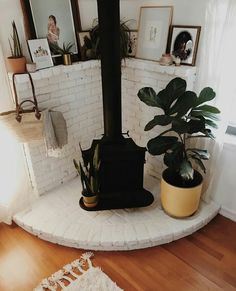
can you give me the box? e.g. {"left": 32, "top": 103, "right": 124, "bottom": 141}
{"left": 79, "top": 0, "right": 209, "bottom": 30}
{"left": 0, "top": 0, "right": 28, "bottom": 58}
{"left": 213, "top": 142, "right": 236, "bottom": 222}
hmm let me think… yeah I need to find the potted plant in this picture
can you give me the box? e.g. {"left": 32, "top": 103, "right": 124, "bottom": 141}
{"left": 73, "top": 144, "right": 100, "bottom": 208}
{"left": 138, "top": 77, "right": 220, "bottom": 217}
{"left": 6, "top": 21, "right": 26, "bottom": 73}
{"left": 49, "top": 42, "right": 74, "bottom": 65}
{"left": 81, "top": 19, "right": 131, "bottom": 60}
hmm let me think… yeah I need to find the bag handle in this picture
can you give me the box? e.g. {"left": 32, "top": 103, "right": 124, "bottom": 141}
{"left": 12, "top": 72, "right": 41, "bottom": 123}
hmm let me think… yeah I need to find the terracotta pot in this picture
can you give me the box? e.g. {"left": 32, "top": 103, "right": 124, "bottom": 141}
{"left": 159, "top": 53, "right": 173, "bottom": 66}
{"left": 6, "top": 56, "right": 26, "bottom": 73}
{"left": 63, "top": 54, "right": 72, "bottom": 65}
{"left": 161, "top": 168, "right": 203, "bottom": 218}
{"left": 83, "top": 194, "right": 98, "bottom": 208}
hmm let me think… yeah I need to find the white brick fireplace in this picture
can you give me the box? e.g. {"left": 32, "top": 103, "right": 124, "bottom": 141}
{"left": 13, "top": 59, "right": 196, "bottom": 196}
{"left": 13, "top": 60, "right": 220, "bottom": 251}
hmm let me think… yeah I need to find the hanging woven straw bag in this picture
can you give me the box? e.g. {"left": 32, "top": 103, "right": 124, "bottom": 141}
{"left": 0, "top": 72, "right": 43, "bottom": 143}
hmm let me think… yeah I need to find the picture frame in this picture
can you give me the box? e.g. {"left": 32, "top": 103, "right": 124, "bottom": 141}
{"left": 127, "top": 30, "right": 138, "bottom": 57}
{"left": 20, "top": 0, "right": 81, "bottom": 62}
{"left": 168, "top": 25, "right": 201, "bottom": 66}
{"left": 136, "top": 6, "right": 173, "bottom": 61}
{"left": 78, "top": 31, "right": 92, "bottom": 61}
{"left": 28, "top": 39, "right": 54, "bottom": 70}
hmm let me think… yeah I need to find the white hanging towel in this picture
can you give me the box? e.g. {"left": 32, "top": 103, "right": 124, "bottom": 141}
{"left": 42, "top": 109, "right": 68, "bottom": 157}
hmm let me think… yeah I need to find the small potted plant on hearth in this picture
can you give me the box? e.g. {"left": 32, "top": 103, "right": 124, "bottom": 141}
{"left": 6, "top": 21, "right": 26, "bottom": 73}
{"left": 50, "top": 42, "right": 74, "bottom": 65}
{"left": 138, "top": 77, "right": 220, "bottom": 218}
{"left": 73, "top": 144, "right": 100, "bottom": 208}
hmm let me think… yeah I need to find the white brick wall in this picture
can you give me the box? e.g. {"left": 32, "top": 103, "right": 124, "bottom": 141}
{"left": 12, "top": 59, "right": 196, "bottom": 195}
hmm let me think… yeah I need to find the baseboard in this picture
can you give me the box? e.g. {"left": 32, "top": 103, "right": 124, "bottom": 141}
{"left": 219, "top": 206, "right": 236, "bottom": 222}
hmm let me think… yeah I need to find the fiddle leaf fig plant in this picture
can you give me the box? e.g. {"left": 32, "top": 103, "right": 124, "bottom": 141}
{"left": 138, "top": 77, "right": 220, "bottom": 182}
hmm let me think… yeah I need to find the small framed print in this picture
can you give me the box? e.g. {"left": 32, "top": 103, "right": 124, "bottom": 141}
{"left": 127, "top": 30, "right": 138, "bottom": 57}
{"left": 28, "top": 38, "right": 54, "bottom": 70}
{"left": 168, "top": 25, "right": 201, "bottom": 66}
{"left": 78, "top": 31, "right": 92, "bottom": 60}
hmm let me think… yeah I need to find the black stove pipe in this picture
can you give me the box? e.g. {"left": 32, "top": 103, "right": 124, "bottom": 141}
{"left": 97, "top": 0, "right": 123, "bottom": 143}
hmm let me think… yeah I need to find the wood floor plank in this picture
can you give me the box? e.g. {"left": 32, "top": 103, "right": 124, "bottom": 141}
{"left": 0, "top": 215, "right": 235, "bottom": 291}
{"left": 163, "top": 235, "right": 236, "bottom": 290}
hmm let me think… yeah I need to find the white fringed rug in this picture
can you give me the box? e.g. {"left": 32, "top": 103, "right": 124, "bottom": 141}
{"left": 34, "top": 253, "right": 123, "bottom": 291}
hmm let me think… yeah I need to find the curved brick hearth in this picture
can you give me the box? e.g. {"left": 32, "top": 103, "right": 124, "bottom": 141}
{"left": 14, "top": 176, "right": 220, "bottom": 251}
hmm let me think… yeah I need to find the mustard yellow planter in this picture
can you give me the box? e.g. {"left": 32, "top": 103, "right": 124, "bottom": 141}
{"left": 63, "top": 54, "right": 72, "bottom": 65}
{"left": 161, "top": 169, "right": 203, "bottom": 218}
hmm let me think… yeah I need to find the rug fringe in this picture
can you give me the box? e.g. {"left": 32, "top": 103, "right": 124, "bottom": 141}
{"left": 34, "top": 252, "right": 94, "bottom": 291}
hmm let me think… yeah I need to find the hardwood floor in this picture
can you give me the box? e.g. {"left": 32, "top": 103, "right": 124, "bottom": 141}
{"left": 0, "top": 215, "right": 236, "bottom": 291}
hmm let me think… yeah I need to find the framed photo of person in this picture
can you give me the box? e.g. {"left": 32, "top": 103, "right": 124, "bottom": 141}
{"left": 136, "top": 6, "right": 173, "bottom": 61}
{"left": 28, "top": 39, "right": 53, "bottom": 70}
{"left": 21, "top": 0, "right": 81, "bottom": 61}
{"left": 168, "top": 25, "right": 201, "bottom": 66}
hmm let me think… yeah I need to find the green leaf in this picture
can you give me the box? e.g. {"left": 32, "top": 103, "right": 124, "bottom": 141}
{"left": 191, "top": 110, "right": 220, "bottom": 121}
{"left": 169, "top": 91, "right": 198, "bottom": 117}
{"left": 93, "top": 144, "right": 100, "bottom": 171}
{"left": 172, "top": 118, "right": 190, "bottom": 134}
{"left": 144, "top": 115, "right": 173, "bottom": 131}
{"left": 137, "top": 87, "right": 162, "bottom": 108}
{"left": 147, "top": 136, "right": 178, "bottom": 155}
{"left": 189, "top": 155, "right": 206, "bottom": 173}
{"left": 196, "top": 87, "right": 216, "bottom": 106}
{"left": 187, "top": 116, "right": 205, "bottom": 134}
{"left": 200, "top": 129, "right": 215, "bottom": 139}
{"left": 164, "top": 142, "right": 183, "bottom": 169}
{"left": 187, "top": 149, "right": 210, "bottom": 160}
{"left": 205, "top": 118, "right": 218, "bottom": 129}
{"left": 179, "top": 160, "right": 194, "bottom": 180}
{"left": 195, "top": 105, "right": 220, "bottom": 114}
{"left": 79, "top": 162, "right": 92, "bottom": 193}
{"left": 156, "top": 77, "right": 187, "bottom": 113}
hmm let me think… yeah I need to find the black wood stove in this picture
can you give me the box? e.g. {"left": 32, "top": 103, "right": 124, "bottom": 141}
{"left": 79, "top": 0, "right": 154, "bottom": 210}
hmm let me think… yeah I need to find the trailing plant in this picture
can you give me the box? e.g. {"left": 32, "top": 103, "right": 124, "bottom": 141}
{"left": 8, "top": 21, "right": 23, "bottom": 58}
{"left": 83, "top": 19, "right": 131, "bottom": 60}
{"left": 73, "top": 144, "right": 101, "bottom": 196}
{"left": 138, "top": 77, "right": 220, "bottom": 183}
{"left": 49, "top": 42, "right": 74, "bottom": 55}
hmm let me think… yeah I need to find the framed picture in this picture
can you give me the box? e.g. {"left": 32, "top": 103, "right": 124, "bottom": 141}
{"left": 78, "top": 31, "right": 93, "bottom": 61}
{"left": 127, "top": 31, "right": 138, "bottom": 57}
{"left": 168, "top": 25, "right": 201, "bottom": 66}
{"left": 21, "top": 0, "right": 81, "bottom": 61}
{"left": 28, "top": 38, "right": 53, "bottom": 70}
{"left": 136, "top": 6, "right": 173, "bottom": 61}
